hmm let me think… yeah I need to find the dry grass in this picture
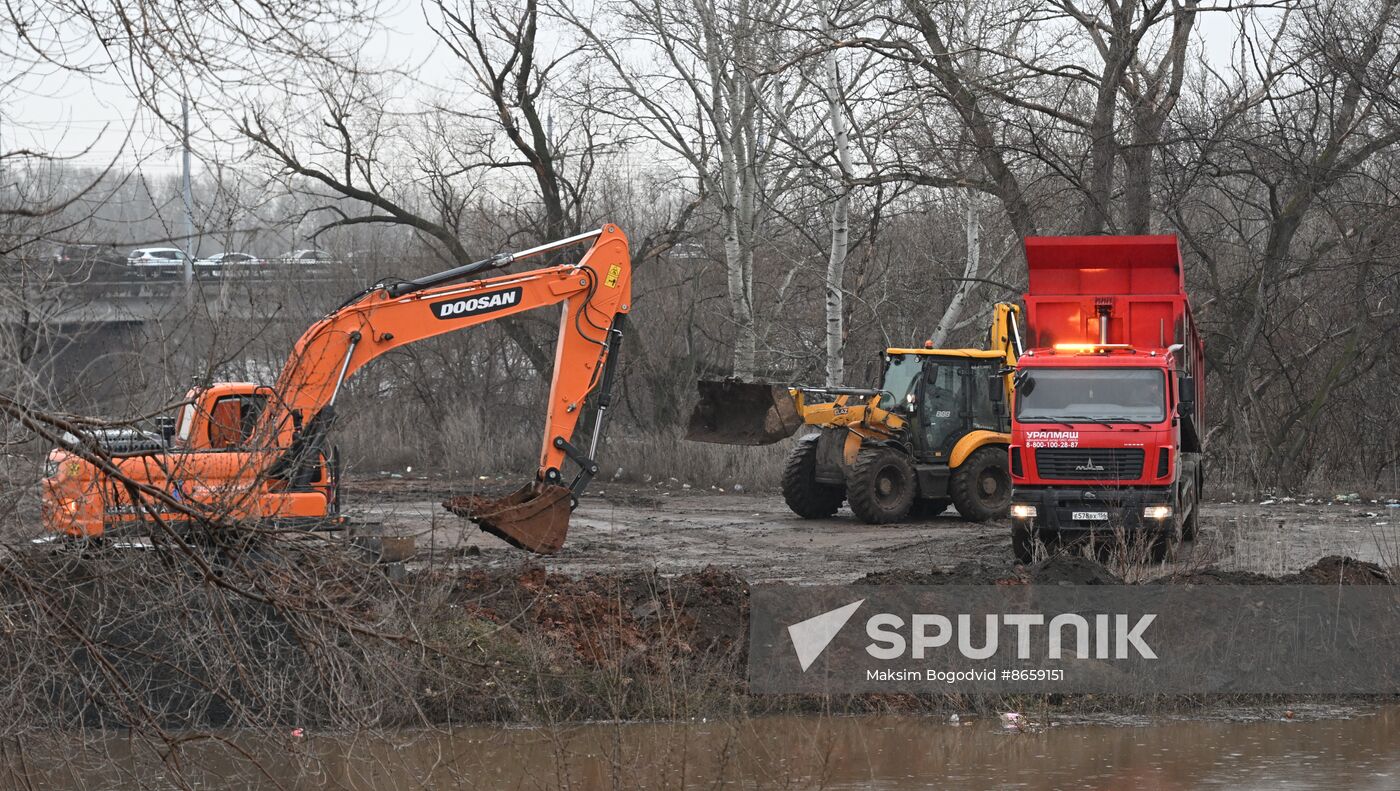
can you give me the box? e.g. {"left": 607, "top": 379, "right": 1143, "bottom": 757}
{"left": 335, "top": 399, "right": 795, "bottom": 492}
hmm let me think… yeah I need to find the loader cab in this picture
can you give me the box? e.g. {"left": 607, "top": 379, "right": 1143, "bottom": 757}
{"left": 881, "top": 350, "right": 1009, "bottom": 462}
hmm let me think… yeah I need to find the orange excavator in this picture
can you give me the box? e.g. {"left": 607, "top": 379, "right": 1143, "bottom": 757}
{"left": 40, "top": 225, "right": 632, "bottom": 553}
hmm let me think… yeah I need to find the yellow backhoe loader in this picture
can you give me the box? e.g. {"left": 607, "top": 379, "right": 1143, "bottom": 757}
{"left": 687, "top": 303, "right": 1022, "bottom": 524}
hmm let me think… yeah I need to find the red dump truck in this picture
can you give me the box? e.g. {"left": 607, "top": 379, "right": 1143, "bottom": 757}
{"left": 1007, "top": 235, "right": 1205, "bottom": 561}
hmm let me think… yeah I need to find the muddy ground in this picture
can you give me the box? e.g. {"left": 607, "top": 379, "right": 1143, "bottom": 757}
{"left": 343, "top": 477, "right": 1400, "bottom": 583}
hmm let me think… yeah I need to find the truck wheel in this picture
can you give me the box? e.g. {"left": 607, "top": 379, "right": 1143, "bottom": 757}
{"left": 1181, "top": 494, "right": 1199, "bottom": 541}
{"left": 1181, "top": 470, "right": 1201, "bottom": 540}
{"left": 846, "top": 447, "right": 916, "bottom": 524}
{"left": 1150, "top": 518, "right": 1183, "bottom": 562}
{"left": 950, "top": 446, "right": 1013, "bottom": 522}
{"left": 781, "top": 439, "right": 845, "bottom": 519}
{"left": 911, "top": 498, "right": 952, "bottom": 519}
{"left": 1012, "top": 524, "right": 1035, "bottom": 563}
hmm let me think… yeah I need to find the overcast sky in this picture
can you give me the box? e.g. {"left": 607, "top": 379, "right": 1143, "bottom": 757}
{"left": 1, "top": 2, "right": 1260, "bottom": 175}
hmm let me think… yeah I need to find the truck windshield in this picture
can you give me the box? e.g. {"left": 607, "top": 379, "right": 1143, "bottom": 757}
{"left": 1016, "top": 368, "right": 1166, "bottom": 423}
{"left": 880, "top": 354, "right": 921, "bottom": 410}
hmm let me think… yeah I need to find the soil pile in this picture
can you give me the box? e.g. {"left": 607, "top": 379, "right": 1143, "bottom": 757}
{"left": 447, "top": 564, "right": 747, "bottom": 668}
{"left": 1158, "top": 555, "right": 1395, "bottom": 585}
{"left": 1287, "top": 555, "right": 1393, "bottom": 585}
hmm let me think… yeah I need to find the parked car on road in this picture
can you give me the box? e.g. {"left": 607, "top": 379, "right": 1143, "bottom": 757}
{"left": 51, "top": 244, "right": 127, "bottom": 278}
{"left": 127, "top": 248, "right": 194, "bottom": 278}
{"left": 196, "top": 252, "right": 261, "bottom": 277}
{"left": 274, "top": 249, "right": 335, "bottom": 270}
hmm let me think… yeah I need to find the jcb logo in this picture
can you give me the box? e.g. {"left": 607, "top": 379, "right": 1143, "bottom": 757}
{"left": 431, "top": 287, "right": 523, "bottom": 320}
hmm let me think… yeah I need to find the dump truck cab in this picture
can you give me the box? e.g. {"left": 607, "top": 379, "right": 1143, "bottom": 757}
{"left": 1008, "top": 235, "right": 1205, "bottom": 561}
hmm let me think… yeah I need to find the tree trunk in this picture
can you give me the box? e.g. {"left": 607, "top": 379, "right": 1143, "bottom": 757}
{"left": 823, "top": 22, "right": 851, "bottom": 386}
{"left": 930, "top": 192, "right": 980, "bottom": 347}
{"left": 720, "top": 111, "right": 757, "bottom": 380}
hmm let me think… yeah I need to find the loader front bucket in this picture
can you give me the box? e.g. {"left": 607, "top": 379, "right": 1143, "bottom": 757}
{"left": 684, "top": 379, "right": 803, "bottom": 445}
{"left": 443, "top": 482, "right": 573, "bottom": 554}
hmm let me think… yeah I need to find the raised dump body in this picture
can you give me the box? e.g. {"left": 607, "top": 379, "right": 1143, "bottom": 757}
{"left": 1008, "top": 235, "right": 1205, "bottom": 561}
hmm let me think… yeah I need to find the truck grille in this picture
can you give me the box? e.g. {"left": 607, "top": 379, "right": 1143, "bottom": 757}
{"left": 1034, "top": 448, "right": 1144, "bottom": 481}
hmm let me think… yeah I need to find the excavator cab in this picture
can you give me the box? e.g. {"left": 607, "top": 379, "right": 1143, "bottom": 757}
{"left": 170, "top": 384, "right": 272, "bottom": 451}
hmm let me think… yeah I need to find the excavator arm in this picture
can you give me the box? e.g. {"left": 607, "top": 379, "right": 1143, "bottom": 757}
{"left": 260, "top": 224, "right": 632, "bottom": 552}
{"left": 988, "top": 302, "right": 1024, "bottom": 368}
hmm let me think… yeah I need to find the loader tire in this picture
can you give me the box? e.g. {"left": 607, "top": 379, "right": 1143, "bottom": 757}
{"left": 950, "top": 446, "right": 1013, "bottom": 522}
{"left": 781, "top": 439, "right": 845, "bottom": 519}
{"left": 846, "top": 447, "right": 917, "bottom": 524}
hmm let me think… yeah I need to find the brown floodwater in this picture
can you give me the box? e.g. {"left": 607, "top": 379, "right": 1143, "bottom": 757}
{"left": 20, "top": 707, "right": 1400, "bottom": 790}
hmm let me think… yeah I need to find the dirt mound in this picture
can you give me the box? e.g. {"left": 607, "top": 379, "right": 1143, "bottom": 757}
{"left": 1286, "top": 555, "right": 1394, "bottom": 585}
{"left": 451, "top": 564, "right": 747, "bottom": 667}
{"left": 1028, "top": 555, "right": 1124, "bottom": 585}
{"left": 1151, "top": 568, "right": 1280, "bottom": 585}
{"left": 1156, "top": 556, "right": 1394, "bottom": 586}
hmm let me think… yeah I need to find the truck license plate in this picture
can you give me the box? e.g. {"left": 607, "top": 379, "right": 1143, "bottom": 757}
{"left": 1072, "top": 511, "right": 1109, "bottom": 521}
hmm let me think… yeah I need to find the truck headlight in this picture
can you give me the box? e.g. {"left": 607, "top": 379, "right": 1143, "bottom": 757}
{"left": 1143, "top": 505, "right": 1172, "bottom": 520}
{"left": 1011, "top": 504, "right": 1037, "bottom": 520}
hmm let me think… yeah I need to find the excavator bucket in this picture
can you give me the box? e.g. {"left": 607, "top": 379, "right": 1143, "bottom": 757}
{"left": 443, "top": 482, "right": 573, "bottom": 554}
{"left": 684, "top": 379, "right": 803, "bottom": 445}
